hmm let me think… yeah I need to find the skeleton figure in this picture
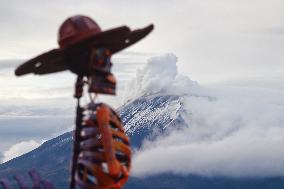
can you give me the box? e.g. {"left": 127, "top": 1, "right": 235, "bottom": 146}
{"left": 2, "top": 15, "right": 153, "bottom": 189}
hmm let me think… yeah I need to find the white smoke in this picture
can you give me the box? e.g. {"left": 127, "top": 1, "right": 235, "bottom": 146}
{"left": 129, "top": 54, "right": 284, "bottom": 178}
{"left": 123, "top": 53, "right": 199, "bottom": 100}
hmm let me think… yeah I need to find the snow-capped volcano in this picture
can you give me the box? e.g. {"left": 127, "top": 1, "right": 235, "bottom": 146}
{"left": 0, "top": 53, "right": 284, "bottom": 189}
{"left": 118, "top": 53, "right": 199, "bottom": 148}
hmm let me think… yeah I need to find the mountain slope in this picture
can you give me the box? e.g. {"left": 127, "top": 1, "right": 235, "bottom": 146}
{"left": 0, "top": 92, "right": 283, "bottom": 189}
{"left": 0, "top": 132, "right": 72, "bottom": 188}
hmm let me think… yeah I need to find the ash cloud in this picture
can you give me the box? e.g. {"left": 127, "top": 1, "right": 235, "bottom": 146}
{"left": 130, "top": 54, "right": 284, "bottom": 178}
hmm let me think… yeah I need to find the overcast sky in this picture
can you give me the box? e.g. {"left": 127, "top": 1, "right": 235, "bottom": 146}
{"left": 0, "top": 0, "right": 284, "bottom": 83}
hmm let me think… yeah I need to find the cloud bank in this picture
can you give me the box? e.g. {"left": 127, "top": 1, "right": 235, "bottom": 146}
{"left": 2, "top": 140, "right": 42, "bottom": 163}
{"left": 130, "top": 54, "right": 284, "bottom": 178}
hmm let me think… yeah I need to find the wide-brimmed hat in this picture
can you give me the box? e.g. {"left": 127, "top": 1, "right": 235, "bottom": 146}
{"left": 15, "top": 15, "right": 154, "bottom": 76}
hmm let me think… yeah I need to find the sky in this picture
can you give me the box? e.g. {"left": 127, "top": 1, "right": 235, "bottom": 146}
{"left": 0, "top": 0, "right": 284, "bottom": 175}
{"left": 1, "top": 0, "right": 284, "bottom": 82}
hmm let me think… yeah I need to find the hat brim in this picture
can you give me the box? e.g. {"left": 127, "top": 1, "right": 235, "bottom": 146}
{"left": 15, "top": 24, "right": 154, "bottom": 76}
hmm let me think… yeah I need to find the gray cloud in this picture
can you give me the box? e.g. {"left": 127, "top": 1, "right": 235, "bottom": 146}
{"left": 0, "top": 60, "right": 23, "bottom": 70}
{"left": 2, "top": 140, "right": 42, "bottom": 162}
{"left": 0, "top": 98, "right": 74, "bottom": 154}
{"left": 1, "top": 0, "right": 284, "bottom": 84}
{"left": 128, "top": 53, "right": 284, "bottom": 178}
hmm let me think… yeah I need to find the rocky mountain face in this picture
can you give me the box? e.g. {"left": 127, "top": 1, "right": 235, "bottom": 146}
{"left": 119, "top": 94, "right": 185, "bottom": 148}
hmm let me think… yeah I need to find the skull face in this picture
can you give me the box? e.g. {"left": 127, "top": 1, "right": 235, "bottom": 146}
{"left": 89, "top": 48, "right": 112, "bottom": 74}
{"left": 87, "top": 48, "right": 116, "bottom": 95}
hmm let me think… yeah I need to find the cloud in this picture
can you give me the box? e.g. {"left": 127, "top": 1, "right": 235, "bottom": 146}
{"left": 2, "top": 140, "right": 42, "bottom": 163}
{"left": 122, "top": 53, "right": 178, "bottom": 99}
{"left": 1, "top": 0, "right": 284, "bottom": 84}
{"left": 129, "top": 53, "right": 284, "bottom": 178}
{"left": 0, "top": 74, "right": 75, "bottom": 154}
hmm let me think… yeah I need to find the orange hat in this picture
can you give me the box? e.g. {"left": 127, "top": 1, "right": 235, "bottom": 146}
{"left": 58, "top": 15, "right": 102, "bottom": 49}
{"left": 15, "top": 15, "right": 153, "bottom": 76}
